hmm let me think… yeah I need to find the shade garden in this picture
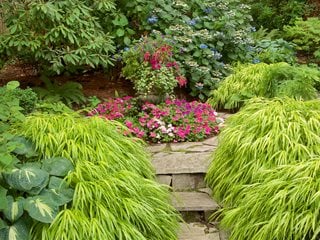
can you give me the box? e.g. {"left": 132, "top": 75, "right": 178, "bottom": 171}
{"left": 0, "top": 0, "right": 320, "bottom": 239}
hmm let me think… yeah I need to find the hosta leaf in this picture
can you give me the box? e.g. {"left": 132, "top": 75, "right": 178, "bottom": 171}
{"left": 24, "top": 196, "right": 58, "bottom": 223}
{"left": 40, "top": 188, "right": 74, "bottom": 206}
{"left": 48, "top": 176, "right": 68, "bottom": 189}
{"left": 42, "top": 157, "right": 74, "bottom": 177}
{"left": 0, "top": 186, "right": 8, "bottom": 210}
{"left": 0, "top": 217, "right": 30, "bottom": 240}
{"left": 11, "top": 136, "right": 38, "bottom": 158}
{"left": 4, "top": 166, "right": 49, "bottom": 192}
{"left": 0, "top": 218, "right": 8, "bottom": 230}
{"left": 6, "top": 81, "right": 20, "bottom": 91}
{"left": 3, "top": 196, "right": 24, "bottom": 223}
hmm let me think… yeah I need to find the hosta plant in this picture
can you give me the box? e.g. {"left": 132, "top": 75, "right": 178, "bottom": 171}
{"left": 205, "top": 97, "right": 320, "bottom": 240}
{"left": 16, "top": 113, "right": 181, "bottom": 239}
{"left": 208, "top": 62, "right": 320, "bottom": 110}
{"left": 0, "top": 157, "right": 74, "bottom": 239}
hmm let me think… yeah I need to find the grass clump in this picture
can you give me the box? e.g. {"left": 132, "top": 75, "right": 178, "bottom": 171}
{"left": 16, "top": 113, "right": 180, "bottom": 239}
{"left": 208, "top": 63, "right": 320, "bottom": 110}
{"left": 205, "top": 97, "right": 320, "bottom": 239}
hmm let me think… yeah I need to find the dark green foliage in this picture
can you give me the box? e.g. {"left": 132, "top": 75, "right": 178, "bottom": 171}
{"left": 33, "top": 77, "right": 86, "bottom": 107}
{"left": 242, "top": 0, "right": 308, "bottom": 30}
{"left": 284, "top": 17, "right": 320, "bottom": 62}
{"left": 208, "top": 62, "right": 320, "bottom": 110}
{"left": 0, "top": 0, "right": 115, "bottom": 74}
{"left": 205, "top": 98, "right": 320, "bottom": 239}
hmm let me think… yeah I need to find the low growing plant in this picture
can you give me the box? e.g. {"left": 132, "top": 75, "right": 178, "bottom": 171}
{"left": 89, "top": 97, "right": 223, "bottom": 143}
{"left": 208, "top": 62, "right": 320, "bottom": 110}
{"left": 205, "top": 97, "right": 320, "bottom": 239}
{"left": 16, "top": 113, "right": 181, "bottom": 239}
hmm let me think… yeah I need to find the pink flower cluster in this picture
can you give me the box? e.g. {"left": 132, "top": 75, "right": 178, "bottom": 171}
{"left": 142, "top": 43, "right": 187, "bottom": 87}
{"left": 88, "top": 97, "right": 223, "bottom": 143}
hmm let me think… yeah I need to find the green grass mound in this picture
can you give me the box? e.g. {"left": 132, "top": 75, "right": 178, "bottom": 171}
{"left": 205, "top": 98, "right": 320, "bottom": 240}
{"left": 17, "top": 113, "right": 180, "bottom": 239}
{"left": 208, "top": 63, "right": 320, "bottom": 110}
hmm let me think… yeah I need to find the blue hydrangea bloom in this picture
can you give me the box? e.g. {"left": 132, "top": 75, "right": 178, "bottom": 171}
{"left": 203, "top": 7, "right": 212, "bottom": 14}
{"left": 147, "top": 16, "right": 158, "bottom": 24}
{"left": 200, "top": 44, "right": 208, "bottom": 49}
{"left": 123, "top": 47, "right": 130, "bottom": 51}
{"left": 252, "top": 58, "right": 260, "bottom": 64}
{"left": 187, "top": 19, "right": 196, "bottom": 26}
{"left": 213, "top": 51, "right": 222, "bottom": 60}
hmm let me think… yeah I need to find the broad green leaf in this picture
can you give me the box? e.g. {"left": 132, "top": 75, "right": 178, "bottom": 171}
{"left": 42, "top": 157, "right": 74, "bottom": 177}
{"left": 0, "top": 217, "right": 30, "bottom": 240}
{"left": 24, "top": 196, "right": 58, "bottom": 223}
{"left": 3, "top": 196, "right": 24, "bottom": 223}
{"left": 116, "top": 29, "right": 125, "bottom": 37}
{"left": 40, "top": 188, "right": 74, "bottom": 206}
{"left": 0, "top": 186, "right": 8, "bottom": 210}
{"left": 6, "top": 81, "right": 20, "bottom": 91}
{"left": 12, "top": 136, "right": 37, "bottom": 158}
{"left": 0, "top": 219, "right": 7, "bottom": 230}
{"left": 4, "top": 166, "right": 49, "bottom": 192}
{"left": 48, "top": 176, "right": 68, "bottom": 189}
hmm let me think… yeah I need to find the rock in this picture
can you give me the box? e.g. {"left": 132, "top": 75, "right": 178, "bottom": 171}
{"left": 172, "top": 173, "right": 206, "bottom": 191}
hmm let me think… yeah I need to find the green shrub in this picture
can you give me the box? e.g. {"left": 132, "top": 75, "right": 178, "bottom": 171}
{"left": 208, "top": 62, "right": 320, "bottom": 110}
{"left": 242, "top": 0, "right": 308, "bottom": 30}
{"left": 0, "top": 0, "right": 115, "bottom": 74}
{"left": 283, "top": 18, "right": 320, "bottom": 58}
{"left": 120, "top": 0, "right": 254, "bottom": 100}
{"left": 16, "top": 113, "right": 181, "bottom": 239}
{"left": 205, "top": 97, "right": 320, "bottom": 239}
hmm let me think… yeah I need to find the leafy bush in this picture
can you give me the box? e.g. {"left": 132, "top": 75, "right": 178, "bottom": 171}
{"left": 0, "top": 157, "right": 74, "bottom": 239}
{"left": 242, "top": 0, "right": 308, "bottom": 30}
{"left": 121, "top": 0, "right": 254, "bottom": 100}
{"left": 33, "top": 77, "right": 86, "bottom": 107}
{"left": 17, "top": 113, "right": 181, "bottom": 239}
{"left": 0, "top": 0, "right": 115, "bottom": 74}
{"left": 88, "top": 97, "right": 223, "bottom": 143}
{"left": 205, "top": 97, "right": 320, "bottom": 239}
{"left": 121, "top": 37, "right": 187, "bottom": 99}
{"left": 283, "top": 18, "right": 320, "bottom": 60}
{"left": 208, "top": 62, "right": 320, "bottom": 110}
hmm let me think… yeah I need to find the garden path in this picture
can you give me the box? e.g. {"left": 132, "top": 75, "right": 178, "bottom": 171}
{"left": 147, "top": 112, "right": 231, "bottom": 240}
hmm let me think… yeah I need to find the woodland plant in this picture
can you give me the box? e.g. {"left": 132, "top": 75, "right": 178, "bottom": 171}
{"left": 88, "top": 97, "right": 223, "bottom": 143}
{"left": 208, "top": 62, "right": 320, "bottom": 110}
{"left": 205, "top": 97, "right": 320, "bottom": 240}
{"left": 16, "top": 113, "right": 181, "bottom": 239}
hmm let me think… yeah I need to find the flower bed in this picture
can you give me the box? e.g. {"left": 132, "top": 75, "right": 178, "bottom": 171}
{"left": 88, "top": 97, "right": 223, "bottom": 143}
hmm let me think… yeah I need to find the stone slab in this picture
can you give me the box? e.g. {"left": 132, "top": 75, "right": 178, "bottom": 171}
{"left": 156, "top": 175, "right": 172, "bottom": 186}
{"left": 147, "top": 143, "right": 169, "bottom": 153}
{"left": 202, "top": 137, "right": 219, "bottom": 146}
{"left": 179, "top": 223, "right": 220, "bottom": 240}
{"left": 152, "top": 152, "right": 211, "bottom": 174}
{"left": 172, "top": 192, "right": 219, "bottom": 212}
{"left": 170, "top": 142, "right": 204, "bottom": 152}
{"left": 172, "top": 173, "right": 205, "bottom": 191}
{"left": 219, "top": 230, "right": 229, "bottom": 240}
{"left": 186, "top": 145, "right": 216, "bottom": 153}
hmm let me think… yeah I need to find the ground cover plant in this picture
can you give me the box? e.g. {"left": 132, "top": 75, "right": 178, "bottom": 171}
{"left": 205, "top": 97, "right": 320, "bottom": 239}
{"left": 88, "top": 97, "right": 223, "bottom": 143}
{"left": 208, "top": 62, "right": 320, "bottom": 110}
{"left": 15, "top": 113, "right": 180, "bottom": 239}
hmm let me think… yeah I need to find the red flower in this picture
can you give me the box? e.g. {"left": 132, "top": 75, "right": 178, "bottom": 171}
{"left": 176, "top": 76, "right": 187, "bottom": 87}
{"left": 144, "top": 52, "right": 151, "bottom": 62}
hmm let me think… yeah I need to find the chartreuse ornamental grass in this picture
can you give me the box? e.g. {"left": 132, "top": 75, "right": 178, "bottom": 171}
{"left": 16, "top": 113, "right": 180, "bottom": 239}
{"left": 205, "top": 97, "right": 320, "bottom": 240}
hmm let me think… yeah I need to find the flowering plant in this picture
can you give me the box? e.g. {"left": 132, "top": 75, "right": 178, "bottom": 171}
{"left": 88, "top": 97, "right": 223, "bottom": 143}
{"left": 121, "top": 37, "right": 187, "bottom": 99}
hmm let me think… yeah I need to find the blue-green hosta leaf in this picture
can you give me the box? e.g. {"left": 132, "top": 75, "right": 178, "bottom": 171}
{"left": 4, "top": 166, "right": 49, "bottom": 192}
{"left": 11, "top": 136, "right": 38, "bottom": 158}
{"left": 0, "top": 186, "right": 8, "bottom": 210}
{"left": 40, "top": 188, "right": 74, "bottom": 206}
{"left": 0, "top": 219, "right": 8, "bottom": 230}
{"left": 24, "top": 196, "right": 58, "bottom": 223}
{"left": 42, "top": 157, "right": 74, "bottom": 177}
{"left": 0, "top": 217, "right": 30, "bottom": 240}
{"left": 3, "top": 196, "right": 24, "bottom": 223}
{"left": 48, "top": 176, "right": 68, "bottom": 189}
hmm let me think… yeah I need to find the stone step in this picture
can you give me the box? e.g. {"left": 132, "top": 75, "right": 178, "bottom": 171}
{"left": 178, "top": 222, "right": 220, "bottom": 240}
{"left": 172, "top": 191, "right": 219, "bottom": 212}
